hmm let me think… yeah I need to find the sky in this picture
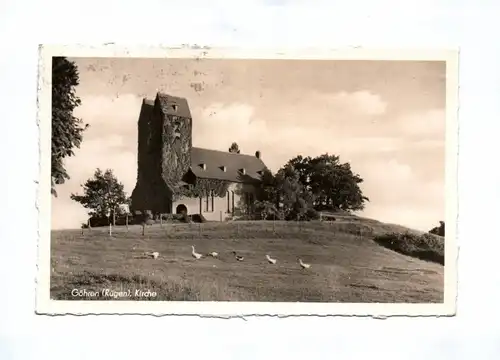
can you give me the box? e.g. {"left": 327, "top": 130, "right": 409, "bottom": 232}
{"left": 51, "top": 57, "right": 446, "bottom": 231}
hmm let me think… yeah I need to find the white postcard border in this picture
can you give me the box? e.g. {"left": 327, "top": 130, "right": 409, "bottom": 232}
{"left": 36, "top": 45, "right": 459, "bottom": 317}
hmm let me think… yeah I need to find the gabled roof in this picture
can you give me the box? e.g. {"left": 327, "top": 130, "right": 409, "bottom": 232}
{"left": 189, "top": 147, "right": 266, "bottom": 183}
{"left": 156, "top": 92, "right": 192, "bottom": 119}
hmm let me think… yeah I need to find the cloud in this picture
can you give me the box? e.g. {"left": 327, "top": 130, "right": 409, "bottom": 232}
{"left": 255, "top": 90, "right": 388, "bottom": 135}
{"left": 73, "top": 94, "right": 143, "bottom": 140}
{"left": 396, "top": 108, "right": 445, "bottom": 138}
{"left": 327, "top": 91, "right": 388, "bottom": 116}
{"left": 358, "top": 159, "right": 444, "bottom": 231}
{"left": 191, "top": 100, "right": 437, "bottom": 170}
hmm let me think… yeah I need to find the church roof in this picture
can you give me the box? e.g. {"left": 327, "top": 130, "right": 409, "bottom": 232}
{"left": 189, "top": 147, "right": 266, "bottom": 184}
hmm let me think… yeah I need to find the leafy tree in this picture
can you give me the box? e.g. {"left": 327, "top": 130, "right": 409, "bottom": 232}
{"left": 253, "top": 153, "right": 369, "bottom": 220}
{"left": 254, "top": 165, "right": 314, "bottom": 220}
{"left": 52, "top": 57, "right": 88, "bottom": 196}
{"left": 284, "top": 154, "right": 369, "bottom": 211}
{"left": 279, "top": 166, "right": 315, "bottom": 220}
{"left": 70, "top": 168, "right": 128, "bottom": 220}
{"left": 254, "top": 168, "right": 280, "bottom": 206}
{"left": 228, "top": 142, "right": 241, "bottom": 154}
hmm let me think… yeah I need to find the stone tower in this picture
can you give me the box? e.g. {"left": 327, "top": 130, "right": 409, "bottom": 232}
{"left": 131, "top": 92, "right": 193, "bottom": 214}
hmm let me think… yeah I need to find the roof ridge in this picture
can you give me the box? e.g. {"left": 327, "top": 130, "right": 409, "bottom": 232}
{"left": 192, "top": 146, "right": 259, "bottom": 158}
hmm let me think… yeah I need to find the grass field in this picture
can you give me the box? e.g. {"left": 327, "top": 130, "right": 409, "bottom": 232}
{"left": 50, "top": 217, "right": 444, "bottom": 303}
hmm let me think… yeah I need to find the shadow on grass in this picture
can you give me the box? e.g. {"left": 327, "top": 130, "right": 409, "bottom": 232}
{"left": 373, "top": 232, "right": 444, "bottom": 265}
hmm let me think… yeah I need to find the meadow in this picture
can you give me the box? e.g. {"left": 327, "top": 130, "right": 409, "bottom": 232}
{"left": 50, "top": 216, "right": 445, "bottom": 303}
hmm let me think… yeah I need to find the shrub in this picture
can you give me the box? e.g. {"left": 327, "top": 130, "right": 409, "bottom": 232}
{"left": 429, "top": 221, "right": 445, "bottom": 237}
{"left": 161, "top": 213, "right": 174, "bottom": 221}
{"left": 191, "top": 213, "right": 207, "bottom": 223}
{"left": 285, "top": 208, "right": 320, "bottom": 221}
{"left": 373, "top": 231, "right": 444, "bottom": 265}
{"left": 88, "top": 216, "right": 110, "bottom": 227}
{"left": 305, "top": 208, "right": 321, "bottom": 221}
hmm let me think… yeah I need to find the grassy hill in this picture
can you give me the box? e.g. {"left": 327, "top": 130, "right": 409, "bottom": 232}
{"left": 50, "top": 217, "right": 444, "bottom": 303}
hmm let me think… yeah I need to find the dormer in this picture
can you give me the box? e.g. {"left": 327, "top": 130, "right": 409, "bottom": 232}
{"left": 172, "top": 104, "right": 178, "bottom": 112}
{"left": 220, "top": 165, "right": 227, "bottom": 172}
{"left": 239, "top": 168, "right": 246, "bottom": 175}
{"left": 256, "top": 170, "right": 263, "bottom": 176}
{"left": 199, "top": 163, "right": 207, "bottom": 170}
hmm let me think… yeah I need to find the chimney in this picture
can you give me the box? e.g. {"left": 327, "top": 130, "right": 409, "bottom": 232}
{"left": 200, "top": 163, "right": 207, "bottom": 170}
{"left": 240, "top": 168, "right": 246, "bottom": 175}
{"left": 255, "top": 150, "right": 261, "bottom": 159}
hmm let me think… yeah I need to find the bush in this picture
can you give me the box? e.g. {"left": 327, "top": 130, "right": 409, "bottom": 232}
{"left": 373, "top": 231, "right": 444, "bottom": 265}
{"left": 161, "top": 213, "right": 173, "bottom": 221}
{"left": 88, "top": 216, "right": 110, "bottom": 227}
{"left": 191, "top": 213, "right": 207, "bottom": 223}
{"left": 305, "top": 208, "right": 320, "bottom": 220}
{"left": 429, "top": 221, "right": 445, "bottom": 237}
{"left": 284, "top": 208, "right": 320, "bottom": 221}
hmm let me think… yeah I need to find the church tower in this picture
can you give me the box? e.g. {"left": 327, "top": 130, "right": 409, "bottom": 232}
{"left": 156, "top": 93, "right": 193, "bottom": 186}
{"left": 131, "top": 92, "right": 193, "bottom": 214}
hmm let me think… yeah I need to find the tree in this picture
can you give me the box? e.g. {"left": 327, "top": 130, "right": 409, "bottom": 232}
{"left": 70, "top": 168, "right": 128, "bottom": 220}
{"left": 228, "top": 142, "right": 241, "bottom": 154}
{"left": 51, "top": 57, "right": 88, "bottom": 197}
{"left": 279, "top": 166, "right": 315, "bottom": 220}
{"left": 251, "top": 153, "right": 368, "bottom": 220}
{"left": 253, "top": 165, "right": 314, "bottom": 220}
{"left": 283, "top": 154, "right": 369, "bottom": 212}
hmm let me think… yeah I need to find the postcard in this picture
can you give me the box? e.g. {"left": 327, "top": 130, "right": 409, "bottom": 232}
{"left": 36, "top": 45, "right": 458, "bottom": 316}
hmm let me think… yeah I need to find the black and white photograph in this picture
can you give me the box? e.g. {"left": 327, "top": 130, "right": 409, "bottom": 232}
{"left": 36, "top": 45, "right": 458, "bottom": 316}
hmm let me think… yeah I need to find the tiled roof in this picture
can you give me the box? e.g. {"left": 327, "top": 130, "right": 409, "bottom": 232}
{"left": 156, "top": 92, "right": 192, "bottom": 119}
{"left": 189, "top": 147, "right": 266, "bottom": 183}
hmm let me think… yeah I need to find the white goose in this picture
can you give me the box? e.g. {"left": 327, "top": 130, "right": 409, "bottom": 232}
{"left": 145, "top": 251, "right": 159, "bottom": 259}
{"left": 266, "top": 254, "right": 277, "bottom": 264}
{"left": 207, "top": 251, "right": 219, "bottom": 258}
{"left": 298, "top": 258, "right": 311, "bottom": 269}
{"left": 191, "top": 245, "right": 203, "bottom": 259}
{"left": 232, "top": 251, "right": 244, "bottom": 261}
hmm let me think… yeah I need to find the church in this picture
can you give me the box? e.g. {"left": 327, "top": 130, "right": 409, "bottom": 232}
{"left": 130, "top": 92, "right": 267, "bottom": 221}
